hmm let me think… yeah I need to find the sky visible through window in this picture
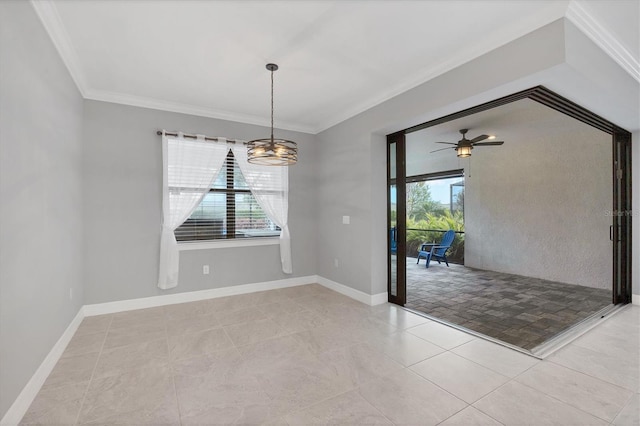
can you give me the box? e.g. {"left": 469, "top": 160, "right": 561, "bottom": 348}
{"left": 391, "top": 176, "right": 463, "bottom": 208}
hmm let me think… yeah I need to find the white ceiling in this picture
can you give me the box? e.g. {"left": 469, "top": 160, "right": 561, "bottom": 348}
{"left": 33, "top": 0, "right": 640, "bottom": 134}
{"left": 407, "top": 98, "right": 593, "bottom": 158}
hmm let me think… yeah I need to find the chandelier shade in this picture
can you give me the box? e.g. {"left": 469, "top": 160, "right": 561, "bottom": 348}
{"left": 248, "top": 63, "right": 298, "bottom": 166}
{"left": 247, "top": 138, "right": 298, "bottom": 165}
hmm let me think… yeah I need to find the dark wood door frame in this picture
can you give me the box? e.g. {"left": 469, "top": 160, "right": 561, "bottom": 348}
{"left": 387, "top": 131, "right": 406, "bottom": 305}
{"left": 387, "top": 85, "right": 632, "bottom": 305}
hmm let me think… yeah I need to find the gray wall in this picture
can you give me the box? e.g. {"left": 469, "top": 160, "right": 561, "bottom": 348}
{"left": 0, "top": 1, "right": 84, "bottom": 418}
{"left": 316, "top": 19, "right": 639, "bottom": 297}
{"left": 82, "top": 101, "right": 317, "bottom": 304}
{"left": 316, "top": 20, "right": 569, "bottom": 296}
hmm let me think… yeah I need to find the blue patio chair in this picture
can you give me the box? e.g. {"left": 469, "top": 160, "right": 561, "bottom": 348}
{"left": 416, "top": 230, "right": 455, "bottom": 268}
{"left": 390, "top": 227, "right": 397, "bottom": 254}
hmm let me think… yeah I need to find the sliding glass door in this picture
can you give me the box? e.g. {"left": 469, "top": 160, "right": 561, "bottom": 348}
{"left": 387, "top": 86, "right": 632, "bottom": 308}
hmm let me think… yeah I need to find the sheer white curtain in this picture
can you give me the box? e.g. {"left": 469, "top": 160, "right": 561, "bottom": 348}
{"left": 158, "top": 132, "right": 229, "bottom": 289}
{"left": 232, "top": 145, "right": 292, "bottom": 274}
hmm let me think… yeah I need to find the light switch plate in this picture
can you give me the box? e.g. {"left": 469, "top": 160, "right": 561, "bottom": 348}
{"left": 342, "top": 215, "right": 350, "bottom": 225}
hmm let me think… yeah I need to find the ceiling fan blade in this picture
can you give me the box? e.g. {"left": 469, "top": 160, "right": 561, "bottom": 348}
{"left": 435, "top": 142, "right": 456, "bottom": 145}
{"left": 430, "top": 147, "right": 454, "bottom": 153}
{"left": 470, "top": 134, "right": 489, "bottom": 143}
{"left": 473, "top": 141, "right": 504, "bottom": 146}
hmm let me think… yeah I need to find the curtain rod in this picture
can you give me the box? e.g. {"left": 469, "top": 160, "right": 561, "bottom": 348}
{"left": 157, "top": 130, "right": 247, "bottom": 146}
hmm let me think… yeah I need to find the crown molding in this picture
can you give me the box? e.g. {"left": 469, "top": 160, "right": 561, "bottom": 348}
{"left": 566, "top": 0, "right": 640, "bottom": 83}
{"left": 29, "top": 0, "right": 315, "bottom": 134}
{"left": 316, "top": 3, "right": 640, "bottom": 133}
{"left": 314, "top": 4, "right": 570, "bottom": 133}
{"left": 31, "top": 0, "right": 638, "bottom": 135}
{"left": 30, "top": 0, "right": 88, "bottom": 96}
{"left": 84, "top": 89, "right": 316, "bottom": 134}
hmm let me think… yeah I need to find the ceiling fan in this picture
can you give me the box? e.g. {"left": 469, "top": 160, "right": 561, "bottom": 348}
{"left": 430, "top": 129, "right": 504, "bottom": 157}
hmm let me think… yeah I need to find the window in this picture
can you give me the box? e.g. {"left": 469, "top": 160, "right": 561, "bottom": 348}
{"left": 174, "top": 150, "right": 280, "bottom": 241}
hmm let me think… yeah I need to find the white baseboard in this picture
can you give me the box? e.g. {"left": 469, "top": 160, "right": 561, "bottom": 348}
{"left": 370, "top": 291, "right": 389, "bottom": 306}
{"left": 83, "top": 275, "right": 389, "bottom": 316}
{"left": 1, "top": 309, "right": 84, "bottom": 426}
{"left": 83, "top": 275, "right": 318, "bottom": 316}
{"left": 633, "top": 294, "right": 639, "bottom": 305}
{"left": 316, "top": 276, "right": 388, "bottom": 306}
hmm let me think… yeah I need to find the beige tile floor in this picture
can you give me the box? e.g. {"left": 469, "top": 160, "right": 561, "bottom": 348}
{"left": 21, "top": 284, "right": 640, "bottom": 425}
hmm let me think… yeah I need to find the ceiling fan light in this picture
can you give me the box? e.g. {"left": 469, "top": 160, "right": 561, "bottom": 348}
{"left": 456, "top": 145, "right": 472, "bottom": 158}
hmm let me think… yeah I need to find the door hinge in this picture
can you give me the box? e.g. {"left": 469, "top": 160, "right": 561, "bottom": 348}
{"left": 616, "top": 169, "right": 623, "bottom": 179}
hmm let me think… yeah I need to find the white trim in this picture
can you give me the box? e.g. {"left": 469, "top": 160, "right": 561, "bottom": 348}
{"left": 31, "top": 0, "right": 640, "bottom": 134}
{"left": 0, "top": 309, "right": 84, "bottom": 426}
{"left": 30, "top": 0, "right": 88, "bottom": 96}
{"left": 82, "top": 275, "right": 386, "bottom": 315}
{"left": 29, "top": 2, "right": 314, "bottom": 134}
{"left": 84, "top": 89, "right": 316, "bottom": 135}
{"left": 31, "top": 0, "right": 640, "bottom": 133}
{"left": 566, "top": 1, "right": 640, "bottom": 83}
{"left": 531, "top": 304, "right": 621, "bottom": 359}
{"left": 633, "top": 294, "right": 639, "bottom": 305}
{"left": 316, "top": 276, "right": 384, "bottom": 306}
{"left": 370, "top": 292, "right": 389, "bottom": 306}
{"left": 83, "top": 275, "right": 318, "bottom": 316}
{"left": 178, "top": 238, "right": 279, "bottom": 251}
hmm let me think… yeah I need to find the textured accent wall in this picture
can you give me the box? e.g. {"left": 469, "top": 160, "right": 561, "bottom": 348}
{"left": 463, "top": 109, "right": 611, "bottom": 289}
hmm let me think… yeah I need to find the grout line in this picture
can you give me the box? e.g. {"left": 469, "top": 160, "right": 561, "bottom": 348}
{"left": 545, "top": 356, "right": 638, "bottom": 393}
{"left": 470, "top": 377, "right": 518, "bottom": 419}
{"left": 513, "top": 378, "right": 620, "bottom": 423}
{"left": 447, "top": 345, "right": 540, "bottom": 379}
{"left": 609, "top": 392, "right": 635, "bottom": 425}
{"left": 73, "top": 315, "right": 113, "bottom": 426}
{"left": 164, "top": 309, "right": 184, "bottom": 426}
{"left": 220, "top": 320, "right": 239, "bottom": 350}
{"left": 400, "top": 365, "right": 472, "bottom": 418}
{"left": 404, "top": 307, "right": 542, "bottom": 359}
{"left": 434, "top": 406, "right": 477, "bottom": 426}
{"left": 283, "top": 387, "right": 361, "bottom": 421}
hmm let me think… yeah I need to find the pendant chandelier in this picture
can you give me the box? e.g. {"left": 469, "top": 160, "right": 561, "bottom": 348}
{"left": 247, "top": 63, "right": 298, "bottom": 165}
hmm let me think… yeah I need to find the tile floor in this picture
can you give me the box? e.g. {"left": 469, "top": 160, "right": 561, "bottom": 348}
{"left": 21, "top": 284, "right": 639, "bottom": 425}
{"left": 404, "top": 260, "right": 612, "bottom": 350}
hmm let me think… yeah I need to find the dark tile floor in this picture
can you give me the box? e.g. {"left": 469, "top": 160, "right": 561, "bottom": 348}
{"left": 404, "top": 258, "right": 611, "bottom": 350}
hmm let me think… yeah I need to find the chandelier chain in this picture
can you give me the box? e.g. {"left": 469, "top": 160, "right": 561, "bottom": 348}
{"left": 270, "top": 68, "right": 274, "bottom": 141}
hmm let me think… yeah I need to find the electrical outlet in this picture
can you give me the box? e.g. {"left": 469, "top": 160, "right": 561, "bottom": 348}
{"left": 69, "top": 288, "right": 73, "bottom": 300}
{"left": 342, "top": 215, "right": 350, "bottom": 225}
{"left": 334, "top": 258, "right": 339, "bottom": 268}
{"left": 203, "top": 265, "right": 210, "bottom": 275}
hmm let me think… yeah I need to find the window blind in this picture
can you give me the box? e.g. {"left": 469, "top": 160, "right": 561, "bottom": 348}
{"left": 174, "top": 150, "right": 279, "bottom": 241}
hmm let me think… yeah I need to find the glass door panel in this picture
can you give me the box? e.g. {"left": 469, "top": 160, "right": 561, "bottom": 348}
{"left": 389, "top": 183, "right": 397, "bottom": 298}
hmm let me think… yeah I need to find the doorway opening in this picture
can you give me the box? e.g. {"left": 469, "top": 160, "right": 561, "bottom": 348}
{"left": 387, "top": 86, "right": 632, "bottom": 355}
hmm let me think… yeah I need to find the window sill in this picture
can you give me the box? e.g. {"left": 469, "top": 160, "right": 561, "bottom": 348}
{"left": 178, "top": 238, "right": 280, "bottom": 251}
